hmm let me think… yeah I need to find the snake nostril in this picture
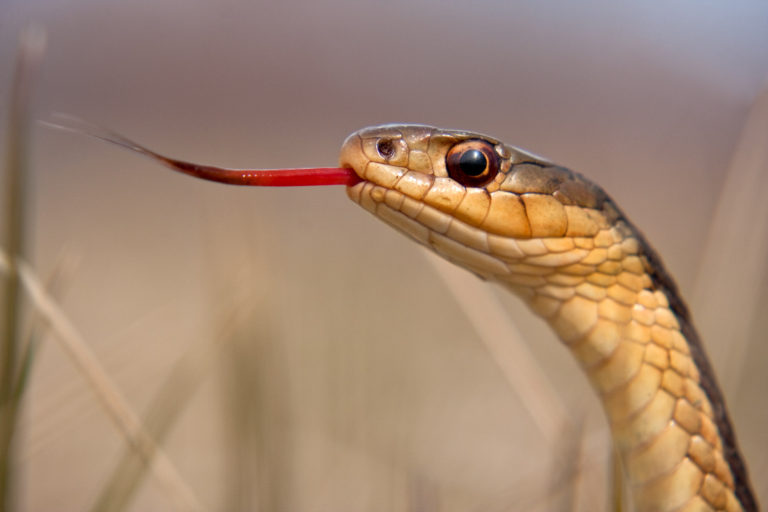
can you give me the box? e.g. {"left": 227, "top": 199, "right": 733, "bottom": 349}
{"left": 376, "top": 138, "right": 396, "bottom": 160}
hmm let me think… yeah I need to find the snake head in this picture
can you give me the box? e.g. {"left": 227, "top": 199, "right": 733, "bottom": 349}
{"left": 339, "top": 124, "right": 614, "bottom": 280}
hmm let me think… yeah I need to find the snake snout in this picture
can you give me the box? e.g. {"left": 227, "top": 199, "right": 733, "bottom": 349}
{"left": 338, "top": 132, "right": 367, "bottom": 182}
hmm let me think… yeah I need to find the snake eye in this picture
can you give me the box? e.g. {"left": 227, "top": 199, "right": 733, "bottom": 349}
{"left": 446, "top": 140, "right": 499, "bottom": 187}
{"left": 376, "top": 138, "right": 396, "bottom": 160}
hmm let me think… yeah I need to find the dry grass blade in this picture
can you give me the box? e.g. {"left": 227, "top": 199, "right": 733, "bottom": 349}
{"left": 0, "top": 25, "right": 46, "bottom": 512}
{"left": 91, "top": 307, "right": 240, "bottom": 512}
{"left": 546, "top": 419, "right": 584, "bottom": 512}
{"left": 609, "top": 448, "right": 624, "bottom": 512}
{"left": 0, "top": 254, "right": 206, "bottom": 512}
{"left": 692, "top": 86, "right": 768, "bottom": 388}
{"left": 221, "top": 310, "right": 295, "bottom": 512}
{"left": 406, "top": 474, "right": 440, "bottom": 512}
{"left": 483, "top": 428, "right": 610, "bottom": 512}
{"left": 421, "top": 249, "right": 569, "bottom": 444}
{"left": 14, "top": 253, "right": 75, "bottom": 404}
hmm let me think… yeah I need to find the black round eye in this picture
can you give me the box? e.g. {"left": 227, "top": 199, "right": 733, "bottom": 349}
{"left": 376, "top": 139, "right": 396, "bottom": 159}
{"left": 446, "top": 140, "right": 500, "bottom": 187}
{"left": 458, "top": 149, "right": 487, "bottom": 176}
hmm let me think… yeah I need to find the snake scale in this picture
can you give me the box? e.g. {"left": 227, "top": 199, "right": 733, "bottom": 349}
{"left": 62, "top": 120, "right": 758, "bottom": 512}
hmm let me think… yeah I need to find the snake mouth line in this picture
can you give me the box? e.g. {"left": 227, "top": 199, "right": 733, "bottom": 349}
{"left": 338, "top": 162, "right": 366, "bottom": 185}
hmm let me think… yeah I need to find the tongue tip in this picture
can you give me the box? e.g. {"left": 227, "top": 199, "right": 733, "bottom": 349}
{"left": 42, "top": 115, "right": 364, "bottom": 188}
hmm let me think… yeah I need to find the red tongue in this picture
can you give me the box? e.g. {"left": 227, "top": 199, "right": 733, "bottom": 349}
{"left": 43, "top": 116, "right": 363, "bottom": 187}
{"left": 138, "top": 155, "right": 362, "bottom": 187}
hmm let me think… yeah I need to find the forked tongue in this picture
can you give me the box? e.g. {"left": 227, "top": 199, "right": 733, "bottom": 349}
{"left": 43, "top": 115, "right": 362, "bottom": 187}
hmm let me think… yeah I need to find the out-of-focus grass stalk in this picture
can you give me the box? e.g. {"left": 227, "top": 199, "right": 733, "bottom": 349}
{"left": 91, "top": 310, "right": 239, "bottom": 512}
{"left": 3, "top": 256, "right": 206, "bottom": 512}
{"left": 546, "top": 420, "right": 584, "bottom": 512}
{"left": 610, "top": 448, "right": 624, "bottom": 512}
{"left": 406, "top": 474, "right": 439, "bottom": 512}
{"left": 14, "top": 255, "right": 74, "bottom": 410}
{"left": 0, "top": 26, "right": 46, "bottom": 512}
{"left": 221, "top": 310, "right": 293, "bottom": 512}
{"left": 692, "top": 86, "right": 768, "bottom": 390}
{"left": 2, "top": 29, "right": 200, "bottom": 511}
{"left": 420, "top": 249, "right": 570, "bottom": 444}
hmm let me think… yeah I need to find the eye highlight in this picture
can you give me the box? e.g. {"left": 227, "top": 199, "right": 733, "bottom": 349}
{"left": 445, "top": 140, "right": 500, "bottom": 187}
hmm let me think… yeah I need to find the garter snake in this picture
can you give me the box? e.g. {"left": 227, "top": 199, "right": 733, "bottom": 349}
{"left": 339, "top": 124, "right": 757, "bottom": 512}
{"left": 58, "top": 119, "right": 759, "bottom": 512}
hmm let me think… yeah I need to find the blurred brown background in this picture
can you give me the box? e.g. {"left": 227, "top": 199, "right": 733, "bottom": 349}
{"left": 1, "top": 1, "right": 767, "bottom": 510}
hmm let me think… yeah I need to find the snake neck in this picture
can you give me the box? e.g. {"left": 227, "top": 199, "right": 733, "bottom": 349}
{"left": 498, "top": 215, "right": 756, "bottom": 512}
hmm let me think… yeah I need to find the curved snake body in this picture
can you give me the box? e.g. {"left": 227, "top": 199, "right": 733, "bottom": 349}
{"left": 339, "top": 124, "right": 757, "bottom": 512}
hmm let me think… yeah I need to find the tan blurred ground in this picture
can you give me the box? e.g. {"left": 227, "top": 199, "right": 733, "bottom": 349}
{"left": 1, "top": 1, "right": 767, "bottom": 510}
